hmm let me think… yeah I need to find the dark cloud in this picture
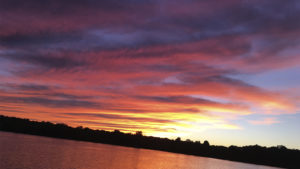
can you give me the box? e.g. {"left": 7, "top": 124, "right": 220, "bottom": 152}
{"left": 2, "top": 83, "right": 52, "bottom": 91}
{"left": 0, "top": 31, "right": 82, "bottom": 48}
{"left": 0, "top": 0, "right": 155, "bottom": 37}
{"left": 144, "top": 64, "right": 184, "bottom": 72}
{"left": 135, "top": 95, "right": 214, "bottom": 105}
{"left": 0, "top": 95, "right": 100, "bottom": 109}
{"left": 0, "top": 0, "right": 298, "bottom": 51}
{"left": 0, "top": 0, "right": 150, "bottom": 13}
{"left": 177, "top": 74, "right": 251, "bottom": 87}
{"left": 1, "top": 83, "right": 97, "bottom": 101}
{"left": 65, "top": 113, "right": 172, "bottom": 124}
{"left": 1, "top": 51, "right": 85, "bottom": 69}
{"left": 0, "top": 0, "right": 298, "bottom": 73}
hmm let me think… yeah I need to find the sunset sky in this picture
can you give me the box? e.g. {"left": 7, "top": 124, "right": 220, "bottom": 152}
{"left": 0, "top": 0, "right": 300, "bottom": 149}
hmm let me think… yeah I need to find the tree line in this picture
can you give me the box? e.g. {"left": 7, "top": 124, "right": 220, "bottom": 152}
{"left": 0, "top": 115, "right": 299, "bottom": 168}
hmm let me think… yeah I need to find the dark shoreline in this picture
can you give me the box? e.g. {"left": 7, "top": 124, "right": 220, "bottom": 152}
{"left": 1, "top": 115, "right": 299, "bottom": 169}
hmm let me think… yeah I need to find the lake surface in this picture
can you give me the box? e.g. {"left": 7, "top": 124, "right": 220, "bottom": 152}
{"left": 0, "top": 131, "right": 281, "bottom": 169}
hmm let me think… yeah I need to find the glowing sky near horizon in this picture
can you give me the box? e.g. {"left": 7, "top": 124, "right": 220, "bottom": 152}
{"left": 0, "top": 0, "right": 300, "bottom": 149}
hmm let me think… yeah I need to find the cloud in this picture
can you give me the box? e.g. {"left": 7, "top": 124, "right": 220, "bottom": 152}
{"left": 0, "top": 51, "right": 85, "bottom": 70}
{"left": 64, "top": 112, "right": 173, "bottom": 124}
{"left": 0, "top": 0, "right": 299, "bottom": 137}
{"left": 0, "top": 95, "right": 100, "bottom": 109}
{"left": 1, "top": 83, "right": 52, "bottom": 91}
{"left": 249, "top": 117, "right": 280, "bottom": 125}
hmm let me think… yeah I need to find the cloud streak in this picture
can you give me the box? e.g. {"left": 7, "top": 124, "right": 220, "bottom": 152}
{"left": 249, "top": 118, "right": 280, "bottom": 125}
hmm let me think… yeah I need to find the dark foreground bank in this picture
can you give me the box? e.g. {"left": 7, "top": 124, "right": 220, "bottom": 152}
{"left": 0, "top": 115, "right": 299, "bottom": 169}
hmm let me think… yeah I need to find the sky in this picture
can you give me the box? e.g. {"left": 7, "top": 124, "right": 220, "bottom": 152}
{"left": 0, "top": 0, "right": 300, "bottom": 149}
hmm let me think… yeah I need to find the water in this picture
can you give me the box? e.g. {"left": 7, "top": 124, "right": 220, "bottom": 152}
{"left": 0, "top": 131, "right": 281, "bottom": 169}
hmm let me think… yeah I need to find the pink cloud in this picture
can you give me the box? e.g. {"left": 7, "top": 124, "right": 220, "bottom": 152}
{"left": 249, "top": 117, "right": 280, "bottom": 125}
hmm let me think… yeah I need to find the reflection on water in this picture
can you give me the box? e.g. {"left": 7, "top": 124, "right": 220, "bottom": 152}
{"left": 0, "top": 131, "right": 281, "bottom": 169}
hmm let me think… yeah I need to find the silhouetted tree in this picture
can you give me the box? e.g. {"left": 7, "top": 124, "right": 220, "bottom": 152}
{"left": 203, "top": 140, "right": 210, "bottom": 147}
{"left": 114, "top": 130, "right": 121, "bottom": 134}
{"left": 186, "top": 139, "right": 192, "bottom": 142}
{"left": 135, "top": 131, "right": 143, "bottom": 136}
{"left": 277, "top": 145, "right": 287, "bottom": 150}
{"left": 175, "top": 137, "right": 181, "bottom": 142}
